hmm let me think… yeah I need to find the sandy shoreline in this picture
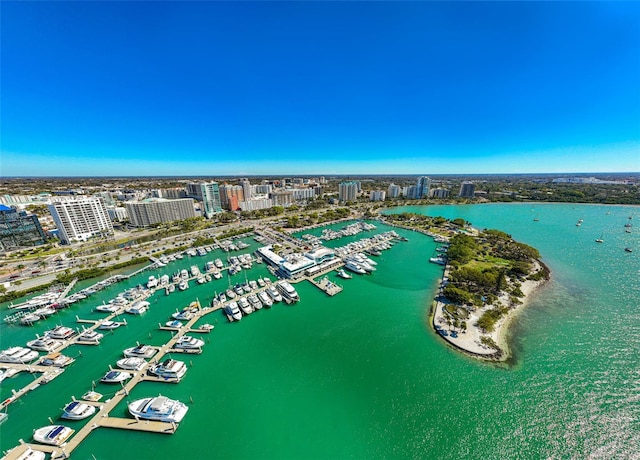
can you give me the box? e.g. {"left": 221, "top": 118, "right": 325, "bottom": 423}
{"left": 432, "top": 260, "right": 547, "bottom": 362}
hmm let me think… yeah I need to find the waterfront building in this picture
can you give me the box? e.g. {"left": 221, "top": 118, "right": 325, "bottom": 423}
{"left": 459, "top": 182, "right": 476, "bottom": 198}
{"left": 239, "top": 199, "right": 272, "bottom": 212}
{"left": 370, "top": 190, "right": 386, "bottom": 201}
{"left": 271, "top": 191, "right": 293, "bottom": 207}
{"left": 256, "top": 245, "right": 336, "bottom": 278}
{"left": 0, "top": 205, "right": 47, "bottom": 251}
{"left": 48, "top": 197, "right": 113, "bottom": 244}
{"left": 416, "top": 176, "right": 431, "bottom": 199}
{"left": 219, "top": 184, "right": 244, "bottom": 211}
{"left": 430, "top": 188, "right": 450, "bottom": 199}
{"left": 405, "top": 185, "right": 418, "bottom": 199}
{"left": 186, "top": 182, "right": 222, "bottom": 218}
{"left": 240, "top": 179, "right": 252, "bottom": 201}
{"left": 125, "top": 198, "right": 196, "bottom": 227}
{"left": 289, "top": 188, "right": 316, "bottom": 201}
{"left": 387, "top": 184, "right": 401, "bottom": 199}
{"left": 339, "top": 182, "right": 359, "bottom": 202}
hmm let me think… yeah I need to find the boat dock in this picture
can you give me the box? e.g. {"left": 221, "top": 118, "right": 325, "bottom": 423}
{"left": 308, "top": 276, "right": 343, "bottom": 296}
{"left": 0, "top": 364, "right": 65, "bottom": 410}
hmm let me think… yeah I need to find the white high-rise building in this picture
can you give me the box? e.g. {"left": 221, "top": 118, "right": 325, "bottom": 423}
{"left": 186, "top": 182, "right": 222, "bottom": 218}
{"left": 387, "top": 184, "right": 400, "bottom": 199}
{"left": 48, "top": 197, "right": 113, "bottom": 244}
{"left": 370, "top": 190, "right": 386, "bottom": 201}
{"left": 338, "top": 182, "right": 359, "bottom": 202}
{"left": 125, "top": 198, "right": 196, "bottom": 227}
{"left": 240, "top": 179, "right": 252, "bottom": 201}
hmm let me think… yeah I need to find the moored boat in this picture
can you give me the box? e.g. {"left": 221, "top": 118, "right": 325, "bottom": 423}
{"left": 174, "top": 335, "right": 204, "bottom": 350}
{"left": 148, "top": 358, "right": 187, "bottom": 382}
{"left": 39, "top": 352, "right": 75, "bottom": 367}
{"left": 258, "top": 290, "right": 273, "bottom": 308}
{"left": 44, "top": 326, "right": 76, "bottom": 340}
{"left": 100, "top": 370, "right": 131, "bottom": 384}
{"left": 32, "top": 425, "right": 74, "bottom": 446}
{"left": 98, "top": 320, "right": 121, "bottom": 330}
{"left": 0, "top": 347, "right": 39, "bottom": 364}
{"left": 26, "top": 337, "right": 63, "bottom": 352}
{"left": 117, "top": 357, "right": 147, "bottom": 371}
{"left": 123, "top": 344, "right": 157, "bottom": 359}
{"left": 128, "top": 396, "right": 188, "bottom": 423}
{"left": 276, "top": 281, "right": 299, "bottom": 303}
{"left": 224, "top": 301, "right": 243, "bottom": 321}
{"left": 77, "top": 329, "right": 104, "bottom": 343}
{"left": 336, "top": 269, "right": 352, "bottom": 279}
{"left": 61, "top": 401, "right": 96, "bottom": 420}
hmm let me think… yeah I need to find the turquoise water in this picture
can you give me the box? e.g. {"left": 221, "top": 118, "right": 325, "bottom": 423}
{"left": 1, "top": 205, "right": 639, "bottom": 459}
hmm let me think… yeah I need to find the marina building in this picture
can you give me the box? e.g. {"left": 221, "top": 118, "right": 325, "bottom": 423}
{"left": 256, "top": 245, "right": 337, "bottom": 278}
{"left": 370, "top": 190, "right": 386, "bottom": 201}
{"left": 458, "top": 182, "right": 476, "bottom": 198}
{"left": 186, "top": 182, "right": 222, "bottom": 218}
{"left": 125, "top": 198, "right": 196, "bottom": 227}
{"left": 48, "top": 197, "right": 113, "bottom": 244}
{"left": 338, "top": 181, "right": 359, "bottom": 202}
{"left": 0, "top": 205, "right": 48, "bottom": 251}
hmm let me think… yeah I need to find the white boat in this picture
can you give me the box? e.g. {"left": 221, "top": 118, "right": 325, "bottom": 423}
{"left": 257, "top": 278, "right": 266, "bottom": 288}
{"left": 117, "top": 357, "right": 147, "bottom": 371}
{"left": 147, "top": 276, "right": 158, "bottom": 289}
{"left": 148, "top": 358, "right": 187, "bottom": 382}
{"left": 44, "top": 326, "right": 76, "bottom": 340}
{"left": 198, "top": 323, "right": 214, "bottom": 331}
{"left": 61, "top": 401, "right": 96, "bottom": 420}
{"left": 258, "top": 291, "right": 273, "bottom": 308}
{"left": 181, "top": 269, "right": 189, "bottom": 279}
{"left": 82, "top": 390, "right": 103, "bottom": 402}
{"left": 165, "top": 284, "right": 176, "bottom": 295}
{"left": 39, "top": 352, "right": 75, "bottom": 367}
{"left": 0, "top": 347, "right": 39, "bottom": 363}
{"left": 237, "top": 297, "right": 253, "bottom": 315}
{"left": 197, "top": 276, "right": 206, "bottom": 284}
{"left": 276, "top": 281, "right": 300, "bottom": 303}
{"left": 12, "top": 446, "right": 45, "bottom": 460}
{"left": 336, "top": 269, "right": 352, "bottom": 279}
{"left": 178, "top": 280, "right": 189, "bottom": 291}
{"left": 98, "top": 320, "right": 121, "bottom": 330}
{"left": 100, "top": 370, "right": 131, "bottom": 383}
{"left": 172, "top": 309, "right": 194, "bottom": 321}
{"left": 20, "top": 313, "right": 41, "bottom": 325}
{"left": 266, "top": 285, "right": 282, "bottom": 302}
{"left": 128, "top": 396, "right": 189, "bottom": 423}
{"left": 190, "top": 265, "right": 200, "bottom": 277}
{"left": 429, "top": 257, "right": 446, "bottom": 265}
{"left": 344, "top": 260, "right": 366, "bottom": 274}
{"left": 218, "top": 292, "right": 227, "bottom": 303}
{"left": 32, "top": 425, "right": 74, "bottom": 446}
{"left": 234, "top": 284, "right": 244, "bottom": 296}
{"left": 224, "top": 301, "right": 242, "bottom": 321}
{"left": 125, "top": 301, "right": 150, "bottom": 315}
{"left": 77, "top": 329, "right": 104, "bottom": 343}
{"left": 214, "top": 258, "right": 223, "bottom": 268}
{"left": 165, "top": 320, "right": 183, "bottom": 328}
{"left": 124, "top": 344, "right": 157, "bottom": 359}
{"left": 212, "top": 271, "right": 222, "bottom": 280}
{"left": 174, "top": 336, "right": 204, "bottom": 350}
{"left": 95, "top": 304, "right": 120, "bottom": 313}
{"left": 0, "top": 368, "right": 19, "bottom": 382}
{"left": 226, "top": 288, "right": 237, "bottom": 299}
{"left": 33, "top": 306, "right": 56, "bottom": 317}
{"left": 248, "top": 294, "right": 262, "bottom": 310}
{"left": 26, "top": 337, "right": 63, "bottom": 352}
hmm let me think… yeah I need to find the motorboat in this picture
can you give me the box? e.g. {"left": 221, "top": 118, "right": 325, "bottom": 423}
{"left": 82, "top": 391, "right": 102, "bottom": 402}
{"left": 258, "top": 291, "right": 273, "bottom": 308}
{"left": 336, "top": 269, "right": 352, "bottom": 279}
{"left": 174, "top": 336, "right": 204, "bottom": 350}
{"left": 276, "top": 281, "right": 300, "bottom": 303}
{"left": 429, "top": 257, "right": 446, "bottom": 265}
{"left": 198, "top": 323, "right": 214, "bottom": 331}
{"left": 44, "top": 326, "right": 76, "bottom": 340}
{"left": 95, "top": 304, "right": 120, "bottom": 313}
{"left": 123, "top": 344, "right": 157, "bottom": 359}
{"left": 0, "top": 368, "right": 19, "bottom": 382}
{"left": 125, "top": 301, "right": 149, "bottom": 315}
{"left": 98, "top": 321, "right": 121, "bottom": 330}
{"left": 100, "top": 370, "right": 131, "bottom": 384}
{"left": 344, "top": 260, "right": 366, "bottom": 275}
{"left": 148, "top": 358, "right": 187, "bottom": 382}
{"left": 20, "top": 313, "right": 41, "bottom": 325}
{"left": 234, "top": 284, "right": 244, "bottom": 296}
{"left": 39, "top": 352, "right": 75, "bottom": 367}
{"left": 242, "top": 283, "right": 252, "bottom": 294}
{"left": 33, "top": 306, "right": 56, "bottom": 317}
{"left": 257, "top": 278, "right": 266, "bottom": 288}
{"left": 212, "top": 271, "right": 222, "bottom": 280}
{"left": 190, "top": 265, "right": 200, "bottom": 277}
{"left": 0, "top": 347, "right": 39, "bottom": 364}
{"left": 147, "top": 276, "right": 158, "bottom": 289}
{"left": 26, "top": 337, "right": 63, "bottom": 352}
{"left": 226, "top": 288, "right": 236, "bottom": 299}
{"left": 248, "top": 294, "right": 262, "bottom": 310}
{"left": 178, "top": 279, "right": 189, "bottom": 291}
{"left": 218, "top": 292, "right": 227, "bottom": 303}
{"left": 77, "top": 329, "right": 104, "bottom": 343}
{"left": 32, "top": 425, "right": 74, "bottom": 446}
{"left": 61, "top": 401, "right": 96, "bottom": 420}
{"left": 237, "top": 297, "right": 253, "bottom": 315}
{"left": 165, "top": 320, "right": 183, "bottom": 328}
{"left": 165, "top": 284, "right": 176, "bottom": 295}
{"left": 128, "top": 396, "right": 188, "bottom": 423}
{"left": 224, "top": 301, "right": 242, "bottom": 321}
{"left": 180, "top": 269, "right": 189, "bottom": 279}
{"left": 196, "top": 276, "right": 206, "bottom": 284}
{"left": 214, "top": 258, "right": 223, "bottom": 268}
{"left": 266, "top": 285, "right": 282, "bottom": 302}
{"left": 117, "top": 357, "right": 147, "bottom": 371}
{"left": 172, "top": 309, "right": 194, "bottom": 321}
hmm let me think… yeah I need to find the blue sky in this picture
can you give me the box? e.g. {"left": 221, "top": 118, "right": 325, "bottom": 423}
{"left": 2, "top": 1, "right": 639, "bottom": 176}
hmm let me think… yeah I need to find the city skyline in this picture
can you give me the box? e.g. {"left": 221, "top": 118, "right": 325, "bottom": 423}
{"left": 2, "top": 2, "right": 639, "bottom": 176}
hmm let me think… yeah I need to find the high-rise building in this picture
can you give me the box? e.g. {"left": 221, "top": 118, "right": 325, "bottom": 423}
{"left": 240, "top": 179, "right": 252, "bottom": 201}
{"left": 458, "top": 181, "right": 476, "bottom": 198}
{"left": 369, "top": 190, "right": 386, "bottom": 201}
{"left": 416, "top": 176, "right": 431, "bottom": 199}
{"left": 271, "top": 191, "right": 293, "bottom": 207}
{"left": 430, "top": 188, "right": 450, "bottom": 199}
{"left": 48, "top": 197, "right": 113, "bottom": 244}
{"left": 387, "top": 184, "right": 400, "bottom": 199}
{"left": 0, "top": 205, "right": 47, "bottom": 251}
{"left": 289, "top": 188, "right": 316, "bottom": 201}
{"left": 186, "top": 182, "right": 222, "bottom": 218}
{"left": 338, "top": 182, "right": 359, "bottom": 202}
{"left": 125, "top": 198, "right": 196, "bottom": 227}
{"left": 219, "top": 184, "right": 244, "bottom": 211}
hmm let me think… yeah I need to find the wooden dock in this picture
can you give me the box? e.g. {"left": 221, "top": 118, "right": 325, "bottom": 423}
{"left": 97, "top": 416, "right": 177, "bottom": 434}
{"left": 309, "top": 276, "right": 343, "bottom": 296}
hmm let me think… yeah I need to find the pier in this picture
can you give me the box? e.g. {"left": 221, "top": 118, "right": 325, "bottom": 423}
{"left": 308, "top": 276, "right": 343, "bottom": 296}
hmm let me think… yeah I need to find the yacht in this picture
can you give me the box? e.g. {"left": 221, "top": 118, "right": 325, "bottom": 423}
{"left": 336, "top": 269, "right": 352, "bottom": 279}
{"left": 224, "top": 301, "right": 243, "bottom": 321}
{"left": 95, "top": 304, "right": 120, "bottom": 313}
{"left": 266, "top": 285, "right": 283, "bottom": 302}
{"left": 234, "top": 284, "right": 245, "bottom": 296}
{"left": 165, "top": 284, "right": 176, "bottom": 295}
{"left": 98, "top": 320, "right": 121, "bottom": 330}
{"left": 212, "top": 271, "right": 222, "bottom": 280}
{"left": 33, "top": 306, "right": 56, "bottom": 317}
{"left": 117, "top": 357, "right": 147, "bottom": 371}
{"left": 344, "top": 260, "right": 366, "bottom": 274}
{"left": 128, "top": 396, "right": 189, "bottom": 423}
{"left": 125, "top": 301, "right": 150, "bottom": 315}
{"left": 180, "top": 269, "right": 189, "bottom": 279}
{"left": 20, "top": 313, "right": 41, "bottom": 325}
{"left": 77, "top": 329, "right": 104, "bottom": 343}
{"left": 159, "top": 274, "right": 170, "bottom": 286}
{"left": 237, "top": 297, "right": 253, "bottom": 315}
{"left": 172, "top": 272, "right": 181, "bottom": 284}
{"left": 26, "top": 337, "right": 63, "bottom": 352}
{"left": 165, "top": 320, "right": 183, "bottom": 328}
{"left": 123, "top": 344, "right": 157, "bottom": 359}
{"left": 39, "top": 352, "right": 75, "bottom": 367}
{"left": 214, "top": 258, "right": 224, "bottom": 268}
{"left": 248, "top": 294, "right": 262, "bottom": 310}
{"left": 242, "top": 283, "right": 252, "bottom": 294}
{"left": 148, "top": 358, "right": 187, "bottom": 382}
{"left": 100, "top": 370, "right": 132, "bottom": 384}
{"left": 258, "top": 291, "right": 273, "bottom": 308}
{"left": 190, "top": 265, "right": 200, "bottom": 277}
{"left": 429, "top": 257, "right": 446, "bottom": 265}
{"left": 61, "top": 401, "right": 96, "bottom": 420}
{"left": 172, "top": 309, "right": 194, "bottom": 321}
{"left": 218, "top": 292, "right": 227, "bottom": 303}
{"left": 257, "top": 277, "right": 266, "bottom": 288}
{"left": 45, "top": 326, "right": 76, "bottom": 340}
{"left": 276, "top": 281, "right": 299, "bottom": 303}
{"left": 197, "top": 276, "right": 206, "bottom": 284}
{"left": 205, "top": 261, "right": 215, "bottom": 272}
{"left": 178, "top": 279, "right": 189, "bottom": 291}
{"left": 0, "top": 347, "right": 39, "bottom": 363}
{"left": 32, "top": 425, "right": 74, "bottom": 446}
{"left": 174, "top": 336, "right": 204, "bottom": 350}
{"left": 226, "top": 288, "right": 236, "bottom": 299}
{"left": 147, "top": 276, "right": 158, "bottom": 289}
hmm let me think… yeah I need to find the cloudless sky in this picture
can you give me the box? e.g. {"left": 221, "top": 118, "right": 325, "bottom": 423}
{"left": 1, "top": 1, "right": 639, "bottom": 176}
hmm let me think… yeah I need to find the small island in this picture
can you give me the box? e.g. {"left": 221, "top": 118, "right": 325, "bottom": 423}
{"left": 382, "top": 212, "right": 550, "bottom": 361}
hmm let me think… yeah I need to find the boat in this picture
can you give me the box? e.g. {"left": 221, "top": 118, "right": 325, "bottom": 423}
{"left": 595, "top": 234, "right": 604, "bottom": 243}
{"left": 266, "top": 285, "right": 282, "bottom": 302}
{"left": 172, "top": 309, "right": 194, "bottom": 321}
{"left": 190, "top": 265, "right": 200, "bottom": 277}
{"left": 344, "top": 260, "right": 366, "bottom": 274}
{"left": 237, "top": 297, "right": 253, "bottom": 315}
{"left": 174, "top": 336, "right": 204, "bottom": 350}
{"left": 224, "top": 301, "right": 243, "bottom": 321}
{"left": 117, "top": 357, "right": 147, "bottom": 370}
{"left": 77, "top": 329, "right": 104, "bottom": 343}
{"left": 218, "top": 292, "right": 227, "bottom": 303}
{"left": 276, "top": 281, "right": 300, "bottom": 303}
{"left": 26, "top": 337, "right": 63, "bottom": 352}
{"left": 258, "top": 291, "right": 273, "bottom": 308}
{"left": 429, "top": 257, "right": 446, "bottom": 265}
{"left": 39, "top": 352, "right": 75, "bottom": 367}
{"left": 147, "top": 276, "right": 158, "bottom": 289}
{"left": 212, "top": 271, "right": 222, "bottom": 280}
{"left": 336, "top": 269, "right": 352, "bottom": 279}
{"left": 32, "top": 425, "right": 74, "bottom": 446}
{"left": 82, "top": 390, "right": 103, "bottom": 402}
{"left": 11, "top": 447, "right": 45, "bottom": 460}
{"left": 98, "top": 320, "right": 121, "bottom": 330}
{"left": 198, "top": 323, "right": 214, "bottom": 331}
{"left": 166, "top": 283, "right": 176, "bottom": 295}
{"left": 0, "top": 368, "right": 19, "bottom": 382}
{"left": 257, "top": 277, "right": 266, "bottom": 288}
{"left": 165, "top": 320, "right": 184, "bottom": 328}
{"left": 214, "top": 258, "right": 223, "bottom": 268}
{"left": 125, "top": 301, "right": 150, "bottom": 315}
{"left": 178, "top": 279, "right": 189, "bottom": 291}
{"left": 242, "top": 283, "right": 252, "bottom": 294}
{"left": 61, "top": 401, "right": 96, "bottom": 420}
{"left": 248, "top": 294, "right": 262, "bottom": 310}
{"left": 44, "top": 326, "right": 76, "bottom": 340}
{"left": 225, "top": 288, "right": 237, "bottom": 299}
{"left": 128, "top": 396, "right": 189, "bottom": 423}
{"left": 95, "top": 304, "right": 120, "bottom": 313}
{"left": 33, "top": 306, "right": 56, "bottom": 317}
{"left": 0, "top": 347, "right": 39, "bottom": 364}
{"left": 100, "top": 370, "right": 131, "bottom": 383}
{"left": 234, "top": 284, "right": 245, "bottom": 296}
{"left": 148, "top": 358, "right": 187, "bottom": 382}
{"left": 625, "top": 247, "right": 633, "bottom": 253}
{"left": 20, "top": 313, "right": 41, "bottom": 325}
{"left": 123, "top": 344, "right": 157, "bottom": 359}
